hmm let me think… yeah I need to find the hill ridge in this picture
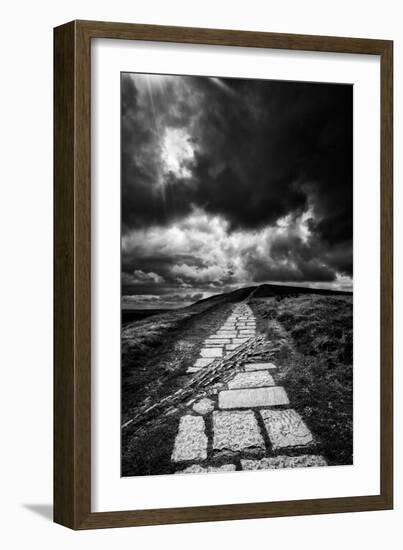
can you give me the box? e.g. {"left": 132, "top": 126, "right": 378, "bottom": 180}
{"left": 193, "top": 282, "right": 352, "bottom": 307}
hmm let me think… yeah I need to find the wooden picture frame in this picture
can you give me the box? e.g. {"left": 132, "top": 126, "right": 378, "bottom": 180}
{"left": 54, "top": 20, "right": 393, "bottom": 529}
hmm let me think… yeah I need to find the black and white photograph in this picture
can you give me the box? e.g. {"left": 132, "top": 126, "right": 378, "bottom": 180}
{"left": 121, "top": 72, "right": 353, "bottom": 477}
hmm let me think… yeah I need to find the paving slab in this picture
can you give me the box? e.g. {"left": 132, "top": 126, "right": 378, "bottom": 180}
{"left": 171, "top": 415, "right": 207, "bottom": 462}
{"left": 214, "top": 332, "right": 237, "bottom": 338}
{"left": 205, "top": 338, "right": 231, "bottom": 343}
{"left": 192, "top": 397, "right": 215, "bottom": 415}
{"left": 186, "top": 366, "right": 202, "bottom": 373}
{"left": 204, "top": 343, "right": 226, "bottom": 348}
{"left": 175, "top": 464, "right": 236, "bottom": 474}
{"left": 225, "top": 344, "right": 242, "bottom": 351}
{"left": 193, "top": 357, "right": 215, "bottom": 368}
{"left": 244, "top": 363, "right": 277, "bottom": 371}
{"left": 241, "top": 455, "right": 327, "bottom": 470}
{"left": 218, "top": 386, "right": 289, "bottom": 409}
{"left": 213, "top": 410, "right": 265, "bottom": 452}
{"left": 231, "top": 338, "right": 249, "bottom": 345}
{"left": 227, "top": 371, "right": 275, "bottom": 389}
{"left": 260, "top": 409, "right": 314, "bottom": 449}
{"left": 200, "top": 347, "right": 223, "bottom": 358}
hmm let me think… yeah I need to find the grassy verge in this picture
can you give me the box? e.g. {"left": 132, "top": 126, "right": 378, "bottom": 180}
{"left": 122, "top": 415, "right": 180, "bottom": 476}
{"left": 122, "top": 300, "right": 233, "bottom": 419}
{"left": 121, "top": 300, "right": 234, "bottom": 476}
{"left": 250, "top": 294, "right": 353, "bottom": 465}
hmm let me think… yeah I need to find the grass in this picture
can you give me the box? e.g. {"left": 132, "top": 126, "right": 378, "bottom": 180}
{"left": 250, "top": 294, "right": 353, "bottom": 465}
{"left": 122, "top": 300, "right": 234, "bottom": 419}
{"left": 122, "top": 415, "right": 180, "bottom": 476}
{"left": 122, "top": 288, "right": 353, "bottom": 476}
{"left": 121, "top": 299, "right": 234, "bottom": 476}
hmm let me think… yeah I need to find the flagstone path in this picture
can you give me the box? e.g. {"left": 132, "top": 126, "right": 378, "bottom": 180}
{"left": 172, "top": 301, "right": 327, "bottom": 473}
{"left": 186, "top": 303, "right": 256, "bottom": 373}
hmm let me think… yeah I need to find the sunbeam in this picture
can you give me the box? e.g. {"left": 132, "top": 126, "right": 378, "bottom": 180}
{"left": 161, "top": 127, "right": 195, "bottom": 179}
{"left": 209, "top": 76, "right": 237, "bottom": 96}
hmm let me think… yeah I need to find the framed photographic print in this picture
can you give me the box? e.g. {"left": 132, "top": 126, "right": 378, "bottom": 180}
{"left": 54, "top": 20, "right": 393, "bottom": 529}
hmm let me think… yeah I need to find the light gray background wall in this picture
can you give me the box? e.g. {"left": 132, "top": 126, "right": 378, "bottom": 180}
{"left": 0, "top": 0, "right": 400, "bottom": 547}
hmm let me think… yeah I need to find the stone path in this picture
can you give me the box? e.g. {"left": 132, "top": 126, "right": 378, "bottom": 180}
{"left": 186, "top": 303, "right": 256, "bottom": 373}
{"left": 171, "top": 301, "right": 327, "bottom": 473}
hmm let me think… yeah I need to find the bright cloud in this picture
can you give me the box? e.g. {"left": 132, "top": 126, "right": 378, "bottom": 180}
{"left": 161, "top": 127, "right": 195, "bottom": 178}
{"left": 121, "top": 206, "right": 351, "bottom": 300}
{"left": 132, "top": 270, "right": 165, "bottom": 284}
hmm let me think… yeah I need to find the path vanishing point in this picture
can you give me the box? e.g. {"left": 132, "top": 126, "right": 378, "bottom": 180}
{"left": 171, "top": 300, "right": 327, "bottom": 473}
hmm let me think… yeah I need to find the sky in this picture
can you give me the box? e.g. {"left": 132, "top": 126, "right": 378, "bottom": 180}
{"left": 121, "top": 73, "right": 353, "bottom": 309}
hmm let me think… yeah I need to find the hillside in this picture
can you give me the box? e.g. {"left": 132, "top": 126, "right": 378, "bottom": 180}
{"left": 193, "top": 282, "right": 351, "bottom": 307}
{"left": 121, "top": 285, "right": 353, "bottom": 476}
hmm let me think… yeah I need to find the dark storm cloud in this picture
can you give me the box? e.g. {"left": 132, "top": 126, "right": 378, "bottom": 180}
{"left": 244, "top": 234, "right": 336, "bottom": 283}
{"left": 121, "top": 74, "right": 201, "bottom": 231}
{"left": 121, "top": 73, "right": 353, "bottom": 299}
{"left": 122, "top": 74, "right": 352, "bottom": 238}
{"left": 193, "top": 78, "right": 352, "bottom": 244}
